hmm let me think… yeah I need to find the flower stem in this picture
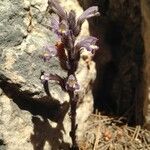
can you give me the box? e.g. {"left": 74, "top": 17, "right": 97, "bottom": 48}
{"left": 69, "top": 91, "right": 79, "bottom": 150}
{"left": 67, "top": 33, "right": 79, "bottom": 149}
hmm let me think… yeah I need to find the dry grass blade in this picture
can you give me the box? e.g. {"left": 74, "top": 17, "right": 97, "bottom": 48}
{"left": 93, "top": 113, "right": 101, "bottom": 150}
{"left": 78, "top": 113, "right": 150, "bottom": 150}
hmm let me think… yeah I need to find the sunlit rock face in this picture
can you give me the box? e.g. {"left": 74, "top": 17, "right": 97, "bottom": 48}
{"left": 141, "top": 0, "right": 150, "bottom": 130}
{"left": 79, "top": 0, "right": 145, "bottom": 125}
{"left": 0, "top": 0, "right": 96, "bottom": 149}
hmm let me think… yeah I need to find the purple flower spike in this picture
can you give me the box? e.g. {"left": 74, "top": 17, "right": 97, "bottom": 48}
{"left": 75, "top": 36, "right": 99, "bottom": 53}
{"left": 77, "top": 6, "right": 100, "bottom": 26}
{"left": 65, "top": 75, "right": 80, "bottom": 91}
{"left": 40, "top": 2, "right": 100, "bottom": 148}
{"left": 42, "top": 44, "right": 58, "bottom": 61}
{"left": 49, "top": 0, "right": 67, "bottom": 20}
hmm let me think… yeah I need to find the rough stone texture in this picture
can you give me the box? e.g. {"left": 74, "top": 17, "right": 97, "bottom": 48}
{"left": 141, "top": 0, "right": 150, "bottom": 130}
{"left": 0, "top": 0, "right": 95, "bottom": 149}
{"left": 79, "top": 0, "right": 144, "bottom": 125}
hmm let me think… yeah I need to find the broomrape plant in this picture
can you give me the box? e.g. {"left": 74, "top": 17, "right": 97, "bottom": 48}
{"left": 40, "top": 0, "right": 100, "bottom": 149}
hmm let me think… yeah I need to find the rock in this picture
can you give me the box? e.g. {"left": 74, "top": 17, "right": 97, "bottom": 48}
{"left": 0, "top": 0, "right": 25, "bottom": 48}
{"left": 0, "top": 0, "right": 95, "bottom": 149}
{"left": 0, "top": 131, "right": 6, "bottom": 150}
{"left": 141, "top": 0, "right": 150, "bottom": 130}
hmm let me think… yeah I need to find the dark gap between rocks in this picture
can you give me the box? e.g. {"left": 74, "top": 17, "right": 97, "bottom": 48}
{"left": 78, "top": 0, "right": 144, "bottom": 126}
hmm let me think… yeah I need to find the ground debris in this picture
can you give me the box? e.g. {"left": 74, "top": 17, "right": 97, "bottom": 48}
{"left": 79, "top": 113, "right": 150, "bottom": 150}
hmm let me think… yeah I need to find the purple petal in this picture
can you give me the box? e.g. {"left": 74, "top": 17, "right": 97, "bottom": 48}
{"left": 50, "top": 15, "right": 69, "bottom": 36}
{"left": 68, "top": 74, "right": 75, "bottom": 81}
{"left": 65, "top": 75, "right": 80, "bottom": 91}
{"left": 40, "top": 73, "right": 50, "bottom": 83}
{"left": 74, "top": 83, "right": 80, "bottom": 90}
{"left": 79, "top": 36, "right": 98, "bottom": 45}
{"left": 77, "top": 6, "right": 100, "bottom": 25}
{"left": 75, "top": 36, "right": 98, "bottom": 51}
{"left": 50, "top": 14, "right": 59, "bottom": 32}
{"left": 45, "top": 45, "right": 57, "bottom": 56}
{"left": 49, "top": 0, "right": 67, "bottom": 20}
{"left": 81, "top": 45, "right": 93, "bottom": 52}
{"left": 58, "top": 20, "right": 69, "bottom": 35}
{"left": 42, "top": 44, "right": 58, "bottom": 61}
{"left": 68, "top": 10, "right": 79, "bottom": 35}
{"left": 40, "top": 72, "right": 64, "bottom": 86}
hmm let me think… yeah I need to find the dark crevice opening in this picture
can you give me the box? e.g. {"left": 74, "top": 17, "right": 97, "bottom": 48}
{"left": 78, "top": 0, "right": 144, "bottom": 126}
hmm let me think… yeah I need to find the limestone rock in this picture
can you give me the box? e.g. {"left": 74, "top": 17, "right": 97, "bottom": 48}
{"left": 0, "top": 0, "right": 95, "bottom": 149}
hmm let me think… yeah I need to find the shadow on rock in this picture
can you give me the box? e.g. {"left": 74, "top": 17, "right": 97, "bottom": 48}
{"left": 0, "top": 77, "right": 70, "bottom": 149}
{"left": 30, "top": 116, "right": 70, "bottom": 150}
{"left": 0, "top": 79, "right": 69, "bottom": 122}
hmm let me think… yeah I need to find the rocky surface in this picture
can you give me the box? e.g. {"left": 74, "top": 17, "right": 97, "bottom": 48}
{"left": 141, "top": 0, "right": 150, "bottom": 130}
{"left": 0, "top": 0, "right": 95, "bottom": 149}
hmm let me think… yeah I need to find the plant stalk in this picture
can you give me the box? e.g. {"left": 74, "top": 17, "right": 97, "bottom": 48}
{"left": 68, "top": 33, "right": 79, "bottom": 150}
{"left": 69, "top": 91, "right": 79, "bottom": 150}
